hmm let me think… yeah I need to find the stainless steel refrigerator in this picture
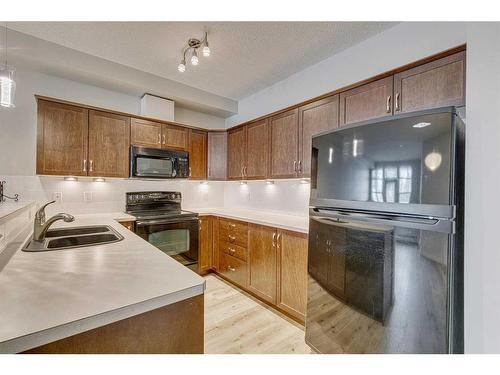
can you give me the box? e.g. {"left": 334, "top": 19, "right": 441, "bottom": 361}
{"left": 306, "top": 107, "right": 464, "bottom": 354}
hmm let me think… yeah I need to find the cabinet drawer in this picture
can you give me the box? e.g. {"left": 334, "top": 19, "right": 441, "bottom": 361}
{"left": 220, "top": 253, "right": 248, "bottom": 288}
{"left": 220, "top": 228, "right": 248, "bottom": 247}
{"left": 220, "top": 241, "right": 247, "bottom": 261}
{"left": 219, "top": 218, "right": 248, "bottom": 233}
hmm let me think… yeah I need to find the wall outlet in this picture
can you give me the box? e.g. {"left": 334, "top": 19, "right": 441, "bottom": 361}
{"left": 52, "top": 192, "right": 63, "bottom": 203}
{"left": 83, "top": 192, "right": 93, "bottom": 202}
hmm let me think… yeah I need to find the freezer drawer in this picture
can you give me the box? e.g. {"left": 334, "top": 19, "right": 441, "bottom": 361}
{"left": 305, "top": 209, "right": 454, "bottom": 354}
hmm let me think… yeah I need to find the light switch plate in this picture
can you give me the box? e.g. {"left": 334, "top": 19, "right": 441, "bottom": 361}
{"left": 83, "top": 192, "right": 93, "bottom": 202}
{"left": 52, "top": 192, "right": 63, "bottom": 203}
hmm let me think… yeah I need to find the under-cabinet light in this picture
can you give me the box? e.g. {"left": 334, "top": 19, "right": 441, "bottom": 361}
{"left": 64, "top": 176, "right": 78, "bottom": 181}
{"left": 93, "top": 177, "right": 106, "bottom": 182}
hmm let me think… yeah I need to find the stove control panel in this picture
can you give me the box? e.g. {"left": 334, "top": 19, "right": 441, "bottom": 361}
{"left": 126, "top": 191, "right": 182, "bottom": 206}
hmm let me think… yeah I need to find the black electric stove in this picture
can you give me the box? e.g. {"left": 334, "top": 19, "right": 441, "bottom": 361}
{"left": 126, "top": 192, "right": 199, "bottom": 271}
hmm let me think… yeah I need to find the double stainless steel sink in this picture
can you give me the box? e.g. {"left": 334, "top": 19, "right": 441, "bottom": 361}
{"left": 22, "top": 225, "right": 124, "bottom": 252}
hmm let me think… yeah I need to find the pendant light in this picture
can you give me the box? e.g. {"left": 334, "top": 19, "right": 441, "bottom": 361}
{"left": 0, "top": 23, "right": 15, "bottom": 108}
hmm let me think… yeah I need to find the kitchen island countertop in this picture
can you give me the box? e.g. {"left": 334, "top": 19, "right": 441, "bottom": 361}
{"left": 0, "top": 212, "right": 205, "bottom": 353}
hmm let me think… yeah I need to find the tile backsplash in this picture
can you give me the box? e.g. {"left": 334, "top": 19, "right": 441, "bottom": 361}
{"left": 0, "top": 176, "right": 225, "bottom": 216}
{"left": 0, "top": 176, "right": 310, "bottom": 217}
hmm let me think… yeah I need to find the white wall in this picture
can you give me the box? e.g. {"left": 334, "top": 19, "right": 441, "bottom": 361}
{"left": 224, "top": 180, "right": 311, "bottom": 216}
{"left": 226, "top": 22, "right": 466, "bottom": 127}
{"left": 464, "top": 22, "right": 500, "bottom": 354}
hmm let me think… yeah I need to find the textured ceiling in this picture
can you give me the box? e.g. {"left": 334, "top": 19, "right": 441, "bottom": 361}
{"left": 9, "top": 22, "right": 397, "bottom": 100}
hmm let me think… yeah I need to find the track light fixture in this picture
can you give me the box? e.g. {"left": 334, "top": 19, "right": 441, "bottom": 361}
{"left": 178, "top": 32, "right": 211, "bottom": 73}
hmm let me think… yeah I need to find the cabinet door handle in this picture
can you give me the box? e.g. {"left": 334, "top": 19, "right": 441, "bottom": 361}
{"left": 293, "top": 160, "right": 297, "bottom": 173}
{"left": 189, "top": 167, "right": 192, "bottom": 177}
{"left": 228, "top": 266, "right": 236, "bottom": 272}
{"left": 277, "top": 233, "right": 282, "bottom": 249}
{"left": 83, "top": 159, "right": 87, "bottom": 172}
{"left": 386, "top": 95, "right": 391, "bottom": 113}
{"left": 272, "top": 232, "right": 276, "bottom": 247}
{"left": 298, "top": 160, "right": 302, "bottom": 174}
{"left": 395, "top": 92, "right": 400, "bottom": 112}
{"left": 89, "top": 160, "right": 93, "bottom": 172}
{"left": 158, "top": 133, "right": 161, "bottom": 144}
{"left": 162, "top": 134, "right": 166, "bottom": 145}
{"left": 244, "top": 166, "right": 247, "bottom": 177}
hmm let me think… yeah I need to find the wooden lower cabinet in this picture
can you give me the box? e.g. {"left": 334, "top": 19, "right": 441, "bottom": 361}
{"left": 198, "top": 216, "right": 213, "bottom": 273}
{"left": 276, "top": 230, "right": 308, "bottom": 321}
{"left": 219, "top": 252, "right": 248, "bottom": 288}
{"left": 213, "top": 219, "right": 308, "bottom": 324}
{"left": 247, "top": 224, "right": 277, "bottom": 304}
{"left": 119, "top": 220, "right": 135, "bottom": 232}
{"left": 25, "top": 294, "right": 204, "bottom": 354}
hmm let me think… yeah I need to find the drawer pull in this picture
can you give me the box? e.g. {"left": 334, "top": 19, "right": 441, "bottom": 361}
{"left": 229, "top": 247, "right": 236, "bottom": 254}
{"left": 229, "top": 223, "right": 236, "bottom": 229}
{"left": 228, "top": 266, "right": 236, "bottom": 272}
{"left": 228, "top": 235, "right": 236, "bottom": 242}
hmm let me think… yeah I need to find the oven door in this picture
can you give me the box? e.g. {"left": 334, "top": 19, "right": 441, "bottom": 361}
{"left": 135, "top": 217, "right": 199, "bottom": 270}
{"left": 306, "top": 208, "right": 458, "bottom": 354}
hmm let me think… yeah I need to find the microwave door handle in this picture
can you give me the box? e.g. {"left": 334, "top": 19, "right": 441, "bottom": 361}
{"left": 310, "top": 208, "right": 454, "bottom": 234}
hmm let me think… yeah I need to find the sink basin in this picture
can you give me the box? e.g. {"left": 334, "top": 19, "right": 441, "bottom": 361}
{"left": 22, "top": 225, "right": 124, "bottom": 252}
{"left": 44, "top": 225, "right": 111, "bottom": 238}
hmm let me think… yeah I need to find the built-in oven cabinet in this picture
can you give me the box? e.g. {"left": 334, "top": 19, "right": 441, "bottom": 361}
{"left": 36, "top": 99, "right": 130, "bottom": 178}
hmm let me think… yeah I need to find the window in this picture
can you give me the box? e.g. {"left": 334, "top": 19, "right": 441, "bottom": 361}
{"left": 370, "top": 164, "right": 413, "bottom": 203}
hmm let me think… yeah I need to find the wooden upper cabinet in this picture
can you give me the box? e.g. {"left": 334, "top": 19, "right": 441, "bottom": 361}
{"left": 245, "top": 119, "right": 269, "bottom": 180}
{"left": 227, "top": 126, "right": 247, "bottom": 180}
{"left": 207, "top": 132, "right": 227, "bottom": 180}
{"left": 298, "top": 95, "right": 339, "bottom": 177}
{"left": 36, "top": 100, "right": 89, "bottom": 176}
{"left": 88, "top": 110, "right": 130, "bottom": 178}
{"left": 162, "top": 124, "right": 188, "bottom": 150}
{"left": 198, "top": 216, "right": 212, "bottom": 273}
{"left": 247, "top": 224, "right": 277, "bottom": 304}
{"left": 277, "top": 230, "right": 308, "bottom": 322}
{"left": 189, "top": 129, "right": 207, "bottom": 180}
{"left": 269, "top": 108, "right": 299, "bottom": 179}
{"left": 130, "top": 118, "right": 162, "bottom": 149}
{"left": 394, "top": 51, "right": 465, "bottom": 113}
{"left": 340, "top": 76, "right": 393, "bottom": 126}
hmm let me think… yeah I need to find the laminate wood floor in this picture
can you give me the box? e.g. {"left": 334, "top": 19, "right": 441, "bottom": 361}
{"left": 204, "top": 274, "right": 313, "bottom": 354}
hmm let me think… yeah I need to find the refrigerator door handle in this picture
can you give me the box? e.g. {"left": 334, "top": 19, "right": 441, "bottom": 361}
{"left": 310, "top": 208, "right": 454, "bottom": 234}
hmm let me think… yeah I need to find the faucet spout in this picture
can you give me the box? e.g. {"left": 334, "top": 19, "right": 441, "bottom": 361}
{"left": 33, "top": 201, "right": 75, "bottom": 242}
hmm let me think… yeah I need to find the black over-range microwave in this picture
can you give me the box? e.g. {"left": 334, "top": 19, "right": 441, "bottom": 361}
{"left": 130, "top": 145, "right": 189, "bottom": 179}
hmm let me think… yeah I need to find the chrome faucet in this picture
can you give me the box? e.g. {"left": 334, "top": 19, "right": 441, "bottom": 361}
{"left": 33, "top": 201, "right": 75, "bottom": 242}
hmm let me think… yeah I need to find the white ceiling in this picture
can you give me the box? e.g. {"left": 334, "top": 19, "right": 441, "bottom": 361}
{"left": 8, "top": 22, "right": 397, "bottom": 100}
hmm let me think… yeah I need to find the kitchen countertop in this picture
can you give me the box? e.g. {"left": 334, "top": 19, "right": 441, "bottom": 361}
{"left": 0, "top": 201, "right": 36, "bottom": 224}
{"left": 188, "top": 208, "right": 309, "bottom": 233}
{"left": 0, "top": 212, "right": 205, "bottom": 353}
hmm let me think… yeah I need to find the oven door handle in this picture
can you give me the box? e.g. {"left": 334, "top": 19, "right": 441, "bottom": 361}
{"left": 136, "top": 217, "right": 199, "bottom": 227}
